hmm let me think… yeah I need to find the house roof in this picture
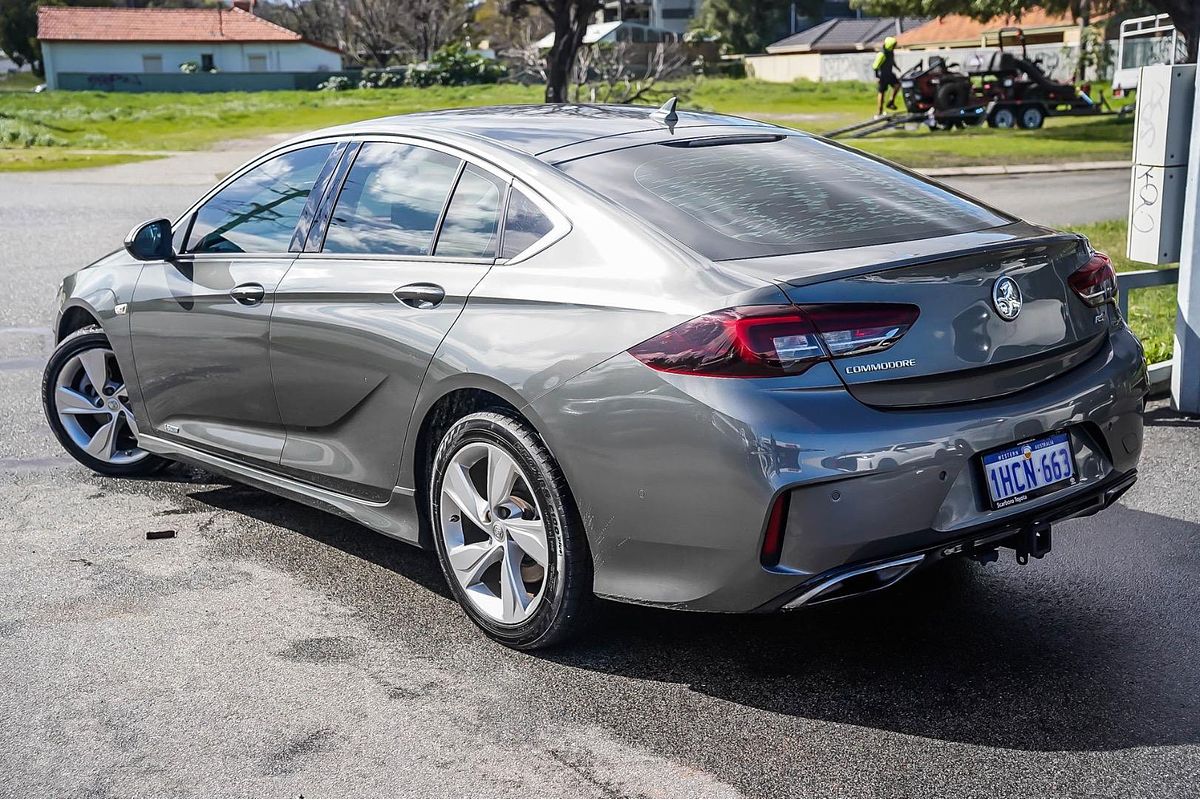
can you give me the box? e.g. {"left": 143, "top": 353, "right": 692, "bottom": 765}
{"left": 36, "top": 6, "right": 342, "bottom": 53}
{"left": 896, "top": 8, "right": 1081, "bottom": 47}
{"left": 766, "top": 17, "right": 929, "bottom": 53}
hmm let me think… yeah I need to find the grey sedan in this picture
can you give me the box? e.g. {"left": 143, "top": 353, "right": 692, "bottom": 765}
{"left": 43, "top": 104, "right": 1146, "bottom": 648}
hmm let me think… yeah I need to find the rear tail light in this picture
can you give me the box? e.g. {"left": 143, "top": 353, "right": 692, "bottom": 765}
{"left": 628, "top": 303, "right": 919, "bottom": 378}
{"left": 1068, "top": 252, "right": 1118, "bottom": 308}
{"left": 803, "top": 304, "right": 920, "bottom": 358}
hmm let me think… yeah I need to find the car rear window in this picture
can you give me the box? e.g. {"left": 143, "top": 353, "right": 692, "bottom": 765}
{"left": 556, "top": 135, "right": 1010, "bottom": 260}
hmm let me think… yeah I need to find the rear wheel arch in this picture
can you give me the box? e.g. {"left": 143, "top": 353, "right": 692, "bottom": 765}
{"left": 412, "top": 387, "right": 524, "bottom": 548}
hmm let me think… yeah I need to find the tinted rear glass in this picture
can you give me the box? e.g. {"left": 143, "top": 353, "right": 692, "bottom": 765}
{"left": 500, "top": 189, "right": 555, "bottom": 259}
{"left": 557, "top": 136, "right": 1009, "bottom": 260}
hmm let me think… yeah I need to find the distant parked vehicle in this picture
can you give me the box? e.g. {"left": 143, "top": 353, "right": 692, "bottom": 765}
{"left": 1112, "top": 14, "right": 1186, "bottom": 96}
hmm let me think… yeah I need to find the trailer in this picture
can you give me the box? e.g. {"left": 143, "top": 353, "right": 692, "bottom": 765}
{"left": 826, "top": 27, "right": 1130, "bottom": 139}
{"left": 969, "top": 28, "right": 1114, "bottom": 129}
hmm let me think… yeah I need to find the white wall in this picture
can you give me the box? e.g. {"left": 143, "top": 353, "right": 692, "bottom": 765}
{"left": 651, "top": 0, "right": 696, "bottom": 36}
{"left": 42, "top": 40, "right": 338, "bottom": 89}
{"left": 747, "top": 42, "right": 1116, "bottom": 85}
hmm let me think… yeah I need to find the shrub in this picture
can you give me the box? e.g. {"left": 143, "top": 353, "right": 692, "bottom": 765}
{"left": 318, "top": 75, "right": 354, "bottom": 92}
{"left": 425, "top": 42, "right": 507, "bottom": 86}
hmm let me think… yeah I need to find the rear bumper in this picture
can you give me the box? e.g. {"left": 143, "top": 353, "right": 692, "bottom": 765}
{"left": 758, "top": 467, "right": 1138, "bottom": 612}
{"left": 528, "top": 325, "right": 1147, "bottom": 613}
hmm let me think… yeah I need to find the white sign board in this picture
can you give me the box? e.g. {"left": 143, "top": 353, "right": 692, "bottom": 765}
{"left": 1128, "top": 64, "right": 1195, "bottom": 265}
{"left": 1128, "top": 164, "right": 1187, "bottom": 264}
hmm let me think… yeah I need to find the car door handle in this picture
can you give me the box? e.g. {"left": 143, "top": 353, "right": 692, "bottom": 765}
{"left": 394, "top": 283, "right": 445, "bottom": 309}
{"left": 230, "top": 283, "right": 266, "bottom": 307}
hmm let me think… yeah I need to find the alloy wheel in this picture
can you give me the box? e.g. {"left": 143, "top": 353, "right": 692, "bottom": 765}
{"left": 53, "top": 346, "right": 148, "bottom": 466}
{"left": 438, "top": 442, "right": 550, "bottom": 625}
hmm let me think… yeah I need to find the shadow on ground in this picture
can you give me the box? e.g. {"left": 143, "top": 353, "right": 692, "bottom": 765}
{"left": 133, "top": 462, "right": 1200, "bottom": 755}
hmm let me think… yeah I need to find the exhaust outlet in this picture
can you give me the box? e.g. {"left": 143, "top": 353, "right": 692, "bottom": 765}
{"left": 783, "top": 553, "right": 925, "bottom": 610}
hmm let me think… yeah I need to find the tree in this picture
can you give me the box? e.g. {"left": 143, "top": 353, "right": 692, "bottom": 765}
{"left": 334, "top": 0, "right": 471, "bottom": 66}
{"left": 570, "top": 40, "right": 691, "bottom": 103}
{"left": 690, "top": 0, "right": 799, "bottom": 54}
{"left": 256, "top": 0, "right": 348, "bottom": 52}
{"left": 0, "top": 0, "right": 42, "bottom": 73}
{"left": 850, "top": 0, "right": 1197, "bottom": 64}
{"left": 508, "top": 0, "right": 602, "bottom": 102}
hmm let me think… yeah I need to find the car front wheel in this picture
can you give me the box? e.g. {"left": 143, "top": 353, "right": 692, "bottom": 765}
{"left": 42, "top": 326, "right": 167, "bottom": 477}
{"left": 430, "top": 410, "right": 593, "bottom": 649}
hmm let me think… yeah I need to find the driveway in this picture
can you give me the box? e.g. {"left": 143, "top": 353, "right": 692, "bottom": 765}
{"left": 0, "top": 155, "right": 1195, "bottom": 797}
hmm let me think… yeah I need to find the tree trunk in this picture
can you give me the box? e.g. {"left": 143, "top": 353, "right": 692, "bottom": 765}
{"left": 1075, "top": 0, "right": 1090, "bottom": 83}
{"left": 543, "top": 2, "right": 595, "bottom": 103}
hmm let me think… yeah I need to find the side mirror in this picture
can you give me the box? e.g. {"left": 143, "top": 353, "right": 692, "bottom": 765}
{"left": 124, "top": 218, "right": 174, "bottom": 261}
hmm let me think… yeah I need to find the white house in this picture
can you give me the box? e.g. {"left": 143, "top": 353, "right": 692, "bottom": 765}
{"left": 37, "top": 5, "right": 341, "bottom": 90}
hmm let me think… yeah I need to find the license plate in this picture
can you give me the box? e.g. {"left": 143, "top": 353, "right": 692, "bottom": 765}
{"left": 980, "top": 432, "right": 1077, "bottom": 509}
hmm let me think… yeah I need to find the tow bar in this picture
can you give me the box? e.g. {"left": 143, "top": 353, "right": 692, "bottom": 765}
{"left": 1010, "top": 524, "right": 1052, "bottom": 565}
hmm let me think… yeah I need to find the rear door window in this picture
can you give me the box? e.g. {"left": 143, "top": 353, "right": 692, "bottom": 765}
{"left": 556, "top": 135, "right": 1009, "bottom": 260}
{"left": 433, "top": 165, "right": 506, "bottom": 260}
{"left": 187, "top": 144, "right": 335, "bottom": 254}
{"left": 500, "top": 188, "right": 555, "bottom": 260}
{"left": 323, "top": 142, "right": 462, "bottom": 256}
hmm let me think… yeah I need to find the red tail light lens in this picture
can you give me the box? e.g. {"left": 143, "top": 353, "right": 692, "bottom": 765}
{"left": 627, "top": 305, "right": 825, "bottom": 378}
{"left": 1068, "top": 252, "right": 1118, "bottom": 308}
{"left": 628, "top": 304, "right": 919, "bottom": 378}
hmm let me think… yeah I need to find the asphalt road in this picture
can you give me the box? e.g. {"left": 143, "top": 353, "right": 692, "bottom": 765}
{"left": 0, "top": 160, "right": 1197, "bottom": 797}
{"left": 941, "top": 168, "right": 1132, "bottom": 228}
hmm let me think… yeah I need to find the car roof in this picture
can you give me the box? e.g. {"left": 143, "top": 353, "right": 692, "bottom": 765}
{"left": 300, "top": 103, "right": 783, "bottom": 159}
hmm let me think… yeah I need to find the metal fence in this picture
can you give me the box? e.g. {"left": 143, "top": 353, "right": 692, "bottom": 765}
{"left": 1118, "top": 267, "right": 1179, "bottom": 391}
{"left": 56, "top": 71, "right": 361, "bottom": 93}
{"left": 1118, "top": 267, "right": 1180, "bottom": 320}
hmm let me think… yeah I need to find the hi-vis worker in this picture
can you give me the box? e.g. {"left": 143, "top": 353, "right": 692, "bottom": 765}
{"left": 873, "top": 35, "right": 900, "bottom": 117}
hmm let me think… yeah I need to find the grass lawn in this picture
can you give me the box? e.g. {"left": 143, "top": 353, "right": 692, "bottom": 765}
{"left": 1066, "top": 218, "right": 1176, "bottom": 364}
{"left": 691, "top": 79, "right": 1135, "bottom": 168}
{"left": 0, "top": 78, "right": 1132, "bottom": 171}
{"left": 0, "top": 72, "right": 40, "bottom": 93}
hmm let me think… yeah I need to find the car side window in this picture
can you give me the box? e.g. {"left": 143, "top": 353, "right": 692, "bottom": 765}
{"left": 187, "top": 144, "right": 334, "bottom": 254}
{"left": 323, "top": 142, "right": 462, "bottom": 256}
{"left": 500, "top": 188, "right": 555, "bottom": 260}
{"left": 433, "top": 165, "right": 507, "bottom": 260}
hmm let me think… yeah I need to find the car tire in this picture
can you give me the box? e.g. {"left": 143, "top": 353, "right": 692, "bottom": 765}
{"left": 430, "top": 410, "right": 593, "bottom": 650}
{"left": 42, "top": 326, "right": 168, "bottom": 477}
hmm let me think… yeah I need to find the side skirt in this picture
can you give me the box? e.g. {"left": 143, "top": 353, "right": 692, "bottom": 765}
{"left": 138, "top": 434, "right": 424, "bottom": 547}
